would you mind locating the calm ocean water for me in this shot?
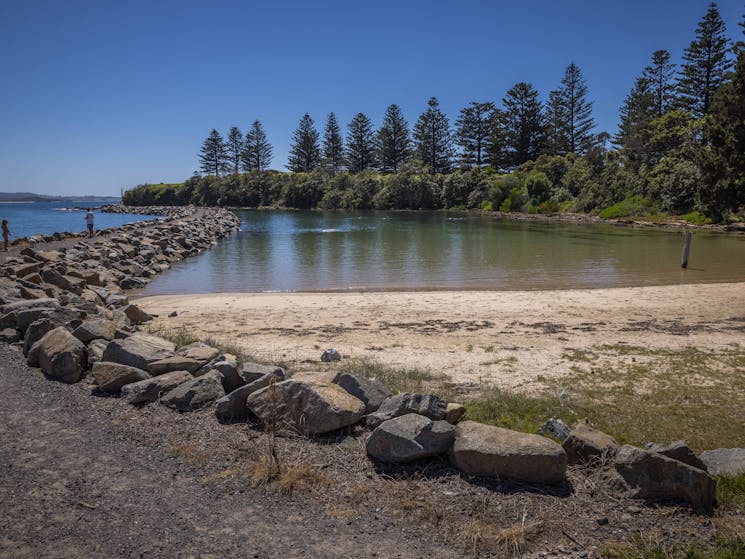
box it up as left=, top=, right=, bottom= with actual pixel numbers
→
left=0, top=201, right=158, bottom=239
left=140, top=210, right=745, bottom=294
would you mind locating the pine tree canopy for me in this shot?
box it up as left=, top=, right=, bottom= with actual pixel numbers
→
left=501, top=83, right=546, bottom=167
left=199, top=129, right=227, bottom=177
left=645, top=50, right=676, bottom=117
left=676, top=2, right=732, bottom=118
left=243, top=120, right=273, bottom=172
left=414, top=97, right=453, bottom=173
left=455, top=101, right=496, bottom=168
left=345, top=112, right=377, bottom=173
left=287, top=114, right=321, bottom=172
left=225, top=127, right=244, bottom=176
left=323, top=113, right=345, bottom=172
left=560, top=63, right=596, bottom=155
left=378, top=104, right=411, bottom=173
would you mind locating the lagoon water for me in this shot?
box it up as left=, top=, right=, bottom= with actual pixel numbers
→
left=140, top=210, right=745, bottom=294
left=0, top=201, right=158, bottom=239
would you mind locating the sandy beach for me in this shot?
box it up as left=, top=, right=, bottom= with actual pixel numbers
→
left=134, top=282, right=745, bottom=391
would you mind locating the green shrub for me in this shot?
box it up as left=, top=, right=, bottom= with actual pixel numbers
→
left=598, top=195, right=659, bottom=219
left=682, top=210, right=712, bottom=225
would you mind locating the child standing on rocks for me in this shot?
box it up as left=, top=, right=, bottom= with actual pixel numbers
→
left=85, top=209, right=94, bottom=237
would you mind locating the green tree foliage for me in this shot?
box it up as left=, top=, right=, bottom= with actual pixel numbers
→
left=501, top=83, right=545, bottom=167
left=378, top=104, right=411, bottom=173
left=287, top=114, right=321, bottom=172
left=676, top=2, right=732, bottom=118
left=242, top=120, right=273, bottom=173
left=615, top=76, right=656, bottom=162
left=199, top=129, right=228, bottom=177
left=345, top=112, right=377, bottom=173
left=323, top=113, right=345, bottom=172
left=699, top=51, right=745, bottom=217
left=225, top=127, right=244, bottom=176
left=455, top=101, right=496, bottom=168
left=557, top=63, right=596, bottom=155
left=414, top=97, right=454, bottom=173
left=646, top=50, right=676, bottom=117
left=545, top=89, right=569, bottom=156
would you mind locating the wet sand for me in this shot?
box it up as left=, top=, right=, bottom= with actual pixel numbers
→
left=135, top=283, right=745, bottom=390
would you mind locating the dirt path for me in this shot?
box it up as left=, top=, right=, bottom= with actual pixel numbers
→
left=135, top=283, right=745, bottom=390
left=0, top=344, right=459, bottom=559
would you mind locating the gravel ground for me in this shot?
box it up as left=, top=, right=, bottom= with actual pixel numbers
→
left=0, top=342, right=739, bottom=558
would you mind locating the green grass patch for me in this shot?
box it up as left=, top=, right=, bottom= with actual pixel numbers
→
left=601, top=537, right=745, bottom=559
left=464, top=384, right=581, bottom=434
left=717, top=474, right=745, bottom=509
left=336, top=357, right=451, bottom=396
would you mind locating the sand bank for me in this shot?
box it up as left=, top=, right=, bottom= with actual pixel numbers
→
left=135, top=283, right=745, bottom=390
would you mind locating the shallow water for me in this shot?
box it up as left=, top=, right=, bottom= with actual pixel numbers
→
left=140, top=210, right=745, bottom=294
left=0, top=201, right=158, bottom=239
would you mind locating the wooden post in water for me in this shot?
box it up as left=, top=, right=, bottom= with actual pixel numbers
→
left=681, top=231, right=692, bottom=268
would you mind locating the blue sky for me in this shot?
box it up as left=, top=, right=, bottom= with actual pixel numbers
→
left=1, top=0, right=743, bottom=196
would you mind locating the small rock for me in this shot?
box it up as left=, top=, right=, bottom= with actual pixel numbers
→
left=321, top=348, right=341, bottom=362
left=366, top=393, right=448, bottom=428
left=161, top=370, right=226, bottom=411
left=91, top=362, right=151, bottom=393
left=700, top=448, right=745, bottom=476
left=645, top=441, right=706, bottom=471
left=121, top=370, right=193, bottom=404
left=334, top=373, right=392, bottom=413
left=444, top=402, right=466, bottom=425
left=562, top=420, right=619, bottom=465
left=538, top=418, right=571, bottom=441
left=366, top=414, right=456, bottom=463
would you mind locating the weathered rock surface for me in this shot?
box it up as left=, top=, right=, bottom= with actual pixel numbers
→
left=72, top=318, right=117, bottom=344
left=213, top=356, right=242, bottom=393
left=334, top=373, right=391, bottom=414
left=0, top=328, right=19, bottom=343
left=246, top=378, right=365, bottom=435
left=450, top=421, right=568, bottom=485
left=102, top=334, right=175, bottom=372
left=607, top=445, right=716, bottom=512
left=444, top=402, right=466, bottom=425
left=366, top=393, right=448, bottom=429
left=122, top=304, right=153, bottom=324
left=91, top=362, right=151, bottom=393
left=321, top=348, right=341, bottom=362
left=215, top=368, right=287, bottom=422
left=121, top=370, right=193, bottom=404
left=700, top=448, right=745, bottom=476
left=366, top=414, right=456, bottom=463
left=645, top=441, right=706, bottom=471
left=33, top=327, right=87, bottom=383
left=538, top=418, right=571, bottom=441
left=177, top=342, right=219, bottom=364
left=148, top=355, right=203, bottom=375
left=562, top=421, right=619, bottom=464
left=87, top=339, right=109, bottom=368
left=161, top=370, right=226, bottom=411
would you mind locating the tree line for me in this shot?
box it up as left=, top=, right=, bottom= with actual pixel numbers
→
left=129, top=3, right=744, bottom=221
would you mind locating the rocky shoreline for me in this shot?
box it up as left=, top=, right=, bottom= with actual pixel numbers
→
left=1, top=204, right=743, bottom=533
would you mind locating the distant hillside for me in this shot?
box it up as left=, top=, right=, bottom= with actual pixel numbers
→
left=0, top=192, right=120, bottom=203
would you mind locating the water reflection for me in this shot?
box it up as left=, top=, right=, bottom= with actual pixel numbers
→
left=140, top=210, right=745, bottom=294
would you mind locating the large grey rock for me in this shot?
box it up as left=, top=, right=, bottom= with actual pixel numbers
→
left=23, top=318, right=55, bottom=357
left=366, top=393, right=448, bottom=429
left=366, top=414, right=456, bottom=463
left=246, top=378, right=365, bottom=435
left=239, top=362, right=285, bottom=384
left=102, top=334, right=175, bottom=371
left=214, top=368, right=286, bottom=422
left=176, top=342, right=219, bottom=364
left=0, top=298, right=59, bottom=315
left=91, top=362, right=151, bottom=393
left=161, top=370, right=226, bottom=411
left=608, top=445, right=716, bottom=512
left=72, top=318, right=117, bottom=344
left=562, top=421, right=619, bottom=464
left=87, top=339, right=109, bottom=368
left=450, top=421, right=568, bottom=485
left=18, top=307, right=83, bottom=335
left=334, top=373, right=391, bottom=413
left=213, top=355, right=242, bottom=392
left=41, top=268, right=84, bottom=294
left=700, top=448, right=745, bottom=476
left=33, top=327, right=87, bottom=383
left=121, top=370, right=193, bottom=404
left=16, top=307, right=57, bottom=333
left=645, top=441, right=706, bottom=471
left=148, top=355, right=204, bottom=375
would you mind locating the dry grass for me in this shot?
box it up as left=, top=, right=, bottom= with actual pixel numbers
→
left=461, top=512, right=543, bottom=557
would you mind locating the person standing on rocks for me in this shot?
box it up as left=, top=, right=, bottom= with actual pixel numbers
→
left=2, top=219, right=9, bottom=251
left=85, top=208, right=94, bottom=238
